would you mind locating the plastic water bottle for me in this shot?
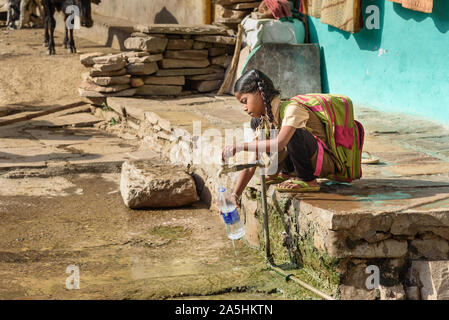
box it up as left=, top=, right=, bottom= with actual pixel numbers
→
left=217, top=187, right=245, bottom=240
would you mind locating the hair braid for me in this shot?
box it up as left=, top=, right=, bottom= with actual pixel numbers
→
left=257, top=80, right=275, bottom=128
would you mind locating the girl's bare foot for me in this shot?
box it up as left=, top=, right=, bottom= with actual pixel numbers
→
left=277, top=178, right=318, bottom=189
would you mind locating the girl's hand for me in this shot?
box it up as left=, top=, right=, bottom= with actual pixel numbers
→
left=222, top=145, right=237, bottom=162
left=230, top=193, right=241, bottom=209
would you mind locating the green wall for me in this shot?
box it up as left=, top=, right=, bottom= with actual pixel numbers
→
left=308, top=0, right=449, bottom=125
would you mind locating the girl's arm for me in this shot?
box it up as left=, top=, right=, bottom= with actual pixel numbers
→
left=242, top=125, right=296, bottom=153
left=222, top=126, right=297, bottom=161
left=231, top=152, right=258, bottom=207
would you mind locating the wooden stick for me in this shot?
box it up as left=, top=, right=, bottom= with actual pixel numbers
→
left=217, top=24, right=243, bottom=96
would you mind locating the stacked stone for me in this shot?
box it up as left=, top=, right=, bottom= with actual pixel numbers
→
left=129, top=24, right=236, bottom=95
left=78, top=24, right=236, bottom=98
left=213, top=0, right=262, bottom=30
left=78, top=52, right=137, bottom=98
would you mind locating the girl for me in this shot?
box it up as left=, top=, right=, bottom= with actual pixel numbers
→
left=222, top=69, right=338, bottom=207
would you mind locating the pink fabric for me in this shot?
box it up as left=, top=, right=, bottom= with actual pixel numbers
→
left=263, top=0, right=292, bottom=19
left=314, top=139, right=324, bottom=177
left=307, top=105, right=324, bottom=112
left=318, top=95, right=335, bottom=125
left=335, top=125, right=354, bottom=149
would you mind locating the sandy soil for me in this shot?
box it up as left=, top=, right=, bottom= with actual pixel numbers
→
left=0, top=27, right=116, bottom=108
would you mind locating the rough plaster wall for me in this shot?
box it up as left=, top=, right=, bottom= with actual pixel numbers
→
left=93, top=0, right=205, bottom=25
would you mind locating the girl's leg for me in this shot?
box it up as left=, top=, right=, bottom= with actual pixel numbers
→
left=278, top=129, right=319, bottom=189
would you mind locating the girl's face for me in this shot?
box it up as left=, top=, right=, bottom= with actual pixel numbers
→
left=235, top=91, right=265, bottom=118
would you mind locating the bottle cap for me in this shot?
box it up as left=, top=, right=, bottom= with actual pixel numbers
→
left=218, top=186, right=226, bottom=193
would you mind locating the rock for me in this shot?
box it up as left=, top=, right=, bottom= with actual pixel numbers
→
left=80, top=52, right=105, bottom=67
left=120, top=161, right=198, bottom=208
left=379, top=285, right=406, bottom=300
left=405, top=286, right=421, bottom=300
left=121, top=51, right=148, bottom=58
left=187, top=72, right=225, bottom=81
left=130, top=77, right=145, bottom=88
left=166, top=39, right=194, bottom=50
left=144, top=76, right=185, bottom=86
left=189, top=80, right=223, bottom=93
left=194, top=35, right=236, bottom=45
left=155, top=65, right=223, bottom=76
left=92, top=61, right=127, bottom=73
left=211, top=54, right=232, bottom=68
left=90, top=68, right=127, bottom=77
left=193, top=41, right=206, bottom=50
left=159, top=58, right=210, bottom=69
left=88, top=75, right=131, bottom=86
left=164, top=50, right=209, bottom=60
left=127, top=54, right=163, bottom=64
left=79, top=81, right=131, bottom=93
left=215, top=5, right=248, bottom=19
left=410, top=238, right=449, bottom=259
left=144, top=112, right=172, bottom=132
left=408, top=260, right=449, bottom=300
left=126, top=62, right=159, bottom=76
left=134, top=24, right=228, bottom=35
left=208, top=47, right=227, bottom=57
left=136, top=85, right=183, bottom=96
left=92, top=53, right=125, bottom=65
left=78, top=88, right=136, bottom=98
left=124, top=36, right=168, bottom=53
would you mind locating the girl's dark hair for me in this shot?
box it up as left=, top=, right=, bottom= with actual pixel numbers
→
left=234, top=69, right=280, bottom=127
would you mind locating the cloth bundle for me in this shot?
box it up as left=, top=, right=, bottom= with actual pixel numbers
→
left=388, top=0, right=433, bottom=13
left=262, top=0, right=292, bottom=19
left=301, top=0, right=363, bottom=33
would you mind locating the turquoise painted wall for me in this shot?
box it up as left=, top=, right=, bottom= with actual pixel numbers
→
left=308, top=0, right=449, bottom=125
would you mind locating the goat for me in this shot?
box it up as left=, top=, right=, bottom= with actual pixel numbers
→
left=42, top=0, right=98, bottom=55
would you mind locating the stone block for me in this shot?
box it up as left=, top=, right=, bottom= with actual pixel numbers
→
left=155, top=65, right=223, bottom=77
left=90, top=68, right=127, bottom=78
left=130, top=77, right=145, bottom=88
left=410, top=238, right=449, bottom=259
left=126, top=62, right=159, bottom=76
left=92, top=53, right=125, bottom=65
left=166, top=39, right=194, bottom=50
left=80, top=52, right=105, bottom=67
left=189, top=80, right=223, bottom=93
left=144, top=76, right=185, bottom=86
left=159, top=58, right=210, bottom=69
left=127, top=54, right=163, bottom=64
left=92, top=61, right=126, bottom=73
left=88, top=75, right=131, bottom=86
left=120, top=161, right=198, bottom=209
left=124, top=36, right=168, bottom=53
left=211, top=54, right=232, bottom=68
left=136, top=85, right=183, bottom=96
left=164, top=50, right=209, bottom=60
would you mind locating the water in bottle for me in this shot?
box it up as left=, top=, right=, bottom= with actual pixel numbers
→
left=217, top=187, right=245, bottom=240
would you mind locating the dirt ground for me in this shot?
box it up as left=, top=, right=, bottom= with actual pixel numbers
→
left=0, top=28, right=116, bottom=108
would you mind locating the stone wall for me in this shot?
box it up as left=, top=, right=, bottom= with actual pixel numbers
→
left=241, top=190, right=449, bottom=300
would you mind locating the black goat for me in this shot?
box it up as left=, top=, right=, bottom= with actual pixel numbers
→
left=42, top=0, right=99, bottom=55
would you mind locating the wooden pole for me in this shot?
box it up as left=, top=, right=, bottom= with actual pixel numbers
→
left=217, top=24, right=243, bottom=96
